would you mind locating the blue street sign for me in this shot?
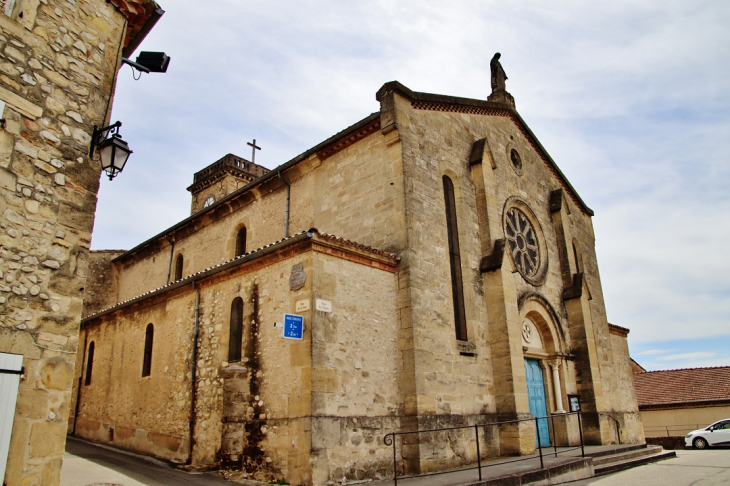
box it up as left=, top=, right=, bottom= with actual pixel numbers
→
left=283, top=313, right=304, bottom=340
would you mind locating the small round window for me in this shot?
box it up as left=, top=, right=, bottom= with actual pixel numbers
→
left=510, top=149, right=523, bottom=172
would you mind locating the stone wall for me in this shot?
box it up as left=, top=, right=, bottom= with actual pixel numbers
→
left=605, top=330, right=645, bottom=444
left=0, top=0, right=145, bottom=484
left=112, top=118, right=402, bottom=304
left=308, top=249, right=399, bottom=483
left=73, top=235, right=400, bottom=485
left=81, top=249, right=123, bottom=317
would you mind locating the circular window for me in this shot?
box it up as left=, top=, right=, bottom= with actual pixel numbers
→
left=510, top=149, right=522, bottom=171
left=504, top=206, right=543, bottom=281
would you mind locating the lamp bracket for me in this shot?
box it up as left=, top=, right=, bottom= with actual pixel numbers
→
left=121, top=57, right=151, bottom=74
left=90, top=121, right=122, bottom=158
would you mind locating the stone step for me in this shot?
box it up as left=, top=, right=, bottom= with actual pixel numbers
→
left=594, top=449, right=677, bottom=476
left=592, top=445, right=663, bottom=466
left=584, top=443, right=648, bottom=459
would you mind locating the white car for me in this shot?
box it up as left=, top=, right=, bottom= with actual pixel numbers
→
left=685, top=419, right=730, bottom=449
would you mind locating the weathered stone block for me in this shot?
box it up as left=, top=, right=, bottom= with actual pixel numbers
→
left=29, top=421, right=65, bottom=457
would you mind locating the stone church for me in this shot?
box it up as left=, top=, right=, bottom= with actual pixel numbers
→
left=70, top=76, right=644, bottom=485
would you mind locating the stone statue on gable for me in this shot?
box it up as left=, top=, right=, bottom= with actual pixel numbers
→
left=488, top=52, right=515, bottom=106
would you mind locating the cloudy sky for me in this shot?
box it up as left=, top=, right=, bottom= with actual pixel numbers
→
left=93, top=0, right=730, bottom=371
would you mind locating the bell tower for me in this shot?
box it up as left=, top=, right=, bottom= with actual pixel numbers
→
left=187, top=153, right=269, bottom=214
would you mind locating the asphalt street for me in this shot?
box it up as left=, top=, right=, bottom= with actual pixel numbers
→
left=566, top=448, right=730, bottom=486
left=61, top=437, right=730, bottom=486
left=60, top=436, right=239, bottom=485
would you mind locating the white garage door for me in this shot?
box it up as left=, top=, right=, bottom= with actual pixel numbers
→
left=0, top=352, right=23, bottom=482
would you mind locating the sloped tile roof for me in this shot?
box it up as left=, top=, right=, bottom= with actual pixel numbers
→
left=83, top=230, right=398, bottom=323
left=634, top=366, right=730, bottom=406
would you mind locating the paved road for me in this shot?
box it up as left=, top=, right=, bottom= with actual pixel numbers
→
left=61, top=436, right=238, bottom=486
left=567, top=448, right=730, bottom=486
left=62, top=438, right=730, bottom=486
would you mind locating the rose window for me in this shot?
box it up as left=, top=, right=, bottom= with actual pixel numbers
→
left=505, top=208, right=540, bottom=278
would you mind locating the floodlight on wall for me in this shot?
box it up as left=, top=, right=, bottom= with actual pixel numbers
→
left=136, top=51, right=170, bottom=73
left=89, top=121, right=133, bottom=181
left=121, top=51, right=171, bottom=75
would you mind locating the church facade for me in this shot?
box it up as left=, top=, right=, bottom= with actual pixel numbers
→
left=70, top=81, right=643, bottom=485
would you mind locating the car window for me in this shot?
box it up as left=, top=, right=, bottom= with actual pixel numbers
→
left=713, top=422, right=729, bottom=430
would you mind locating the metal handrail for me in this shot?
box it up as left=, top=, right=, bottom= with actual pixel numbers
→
left=383, top=411, right=584, bottom=486
left=600, top=413, right=622, bottom=444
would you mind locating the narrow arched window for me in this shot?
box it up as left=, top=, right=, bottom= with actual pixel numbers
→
left=443, top=176, right=467, bottom=341
left=235, top=227, right=247, bottom=257
left=229, top=297, right=244, bottom=361
left=84, top=341, right=95, bottom=386
left=142, top=324, right=154, bottom=377
left=174, top=254, right=183, bottom=281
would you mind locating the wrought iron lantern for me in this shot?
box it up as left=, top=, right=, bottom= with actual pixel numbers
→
left=89, top=121, right=133, bottom=180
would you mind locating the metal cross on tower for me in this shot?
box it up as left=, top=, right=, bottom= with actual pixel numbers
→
left=247, top=139, right=261, bottom=164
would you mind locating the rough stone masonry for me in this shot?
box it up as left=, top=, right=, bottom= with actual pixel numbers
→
left=0, top=0, right=160, bottom=485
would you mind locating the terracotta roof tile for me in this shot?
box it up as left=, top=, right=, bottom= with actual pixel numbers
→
left=634, top=366, right=730, bottom=406
left=318, top=232, right=398, bottom=260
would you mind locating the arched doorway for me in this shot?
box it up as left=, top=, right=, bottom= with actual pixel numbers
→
left=520, top=296, right=570, bottom=447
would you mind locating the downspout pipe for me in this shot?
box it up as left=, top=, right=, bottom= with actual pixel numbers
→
left=187, top=280, right=201, bottom=464
left=277, top=170, right=290, bottom=238
left=165, top=234, right=175, bottom=285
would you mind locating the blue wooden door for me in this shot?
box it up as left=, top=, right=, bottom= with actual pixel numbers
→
left=525, top=358, right=551, bottom=447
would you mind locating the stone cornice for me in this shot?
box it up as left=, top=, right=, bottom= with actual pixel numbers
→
left=313, top=234, right=398, bottom=272
left=608, top=323, right=630, bottom=337
left=186, top=166, right=255, bottom=195
left=316, top=118, right=381, bottom=160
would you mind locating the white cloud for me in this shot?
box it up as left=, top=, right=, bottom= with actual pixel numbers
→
left=657, top=352, right=716, bottom=362
left=638, top=349, right=673, bottom=356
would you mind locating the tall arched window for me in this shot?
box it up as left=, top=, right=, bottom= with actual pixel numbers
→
left=84, top=341, right=95, bottom=386
left=174, top=254, right=183, bottom=281
left=142, top=323, right=154, bottom=377
left=443, top=176, right=468, bottom=341
left=229, top=297, right=244, bottom=361
left=235, top=227, right=247, bottom=257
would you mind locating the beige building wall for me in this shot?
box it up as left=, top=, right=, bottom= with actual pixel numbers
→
left=73, top=235, right=400, bottom=484
left=0, top=1, right=159, bottom=484
left=642, top=406, right=730, bottom=438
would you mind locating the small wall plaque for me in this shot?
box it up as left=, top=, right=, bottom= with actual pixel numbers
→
left=289, top=263, right=306, bottom=291
left=295, top=299, right=310, bottom=312
left=315, top=299, right=332, bottom=313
